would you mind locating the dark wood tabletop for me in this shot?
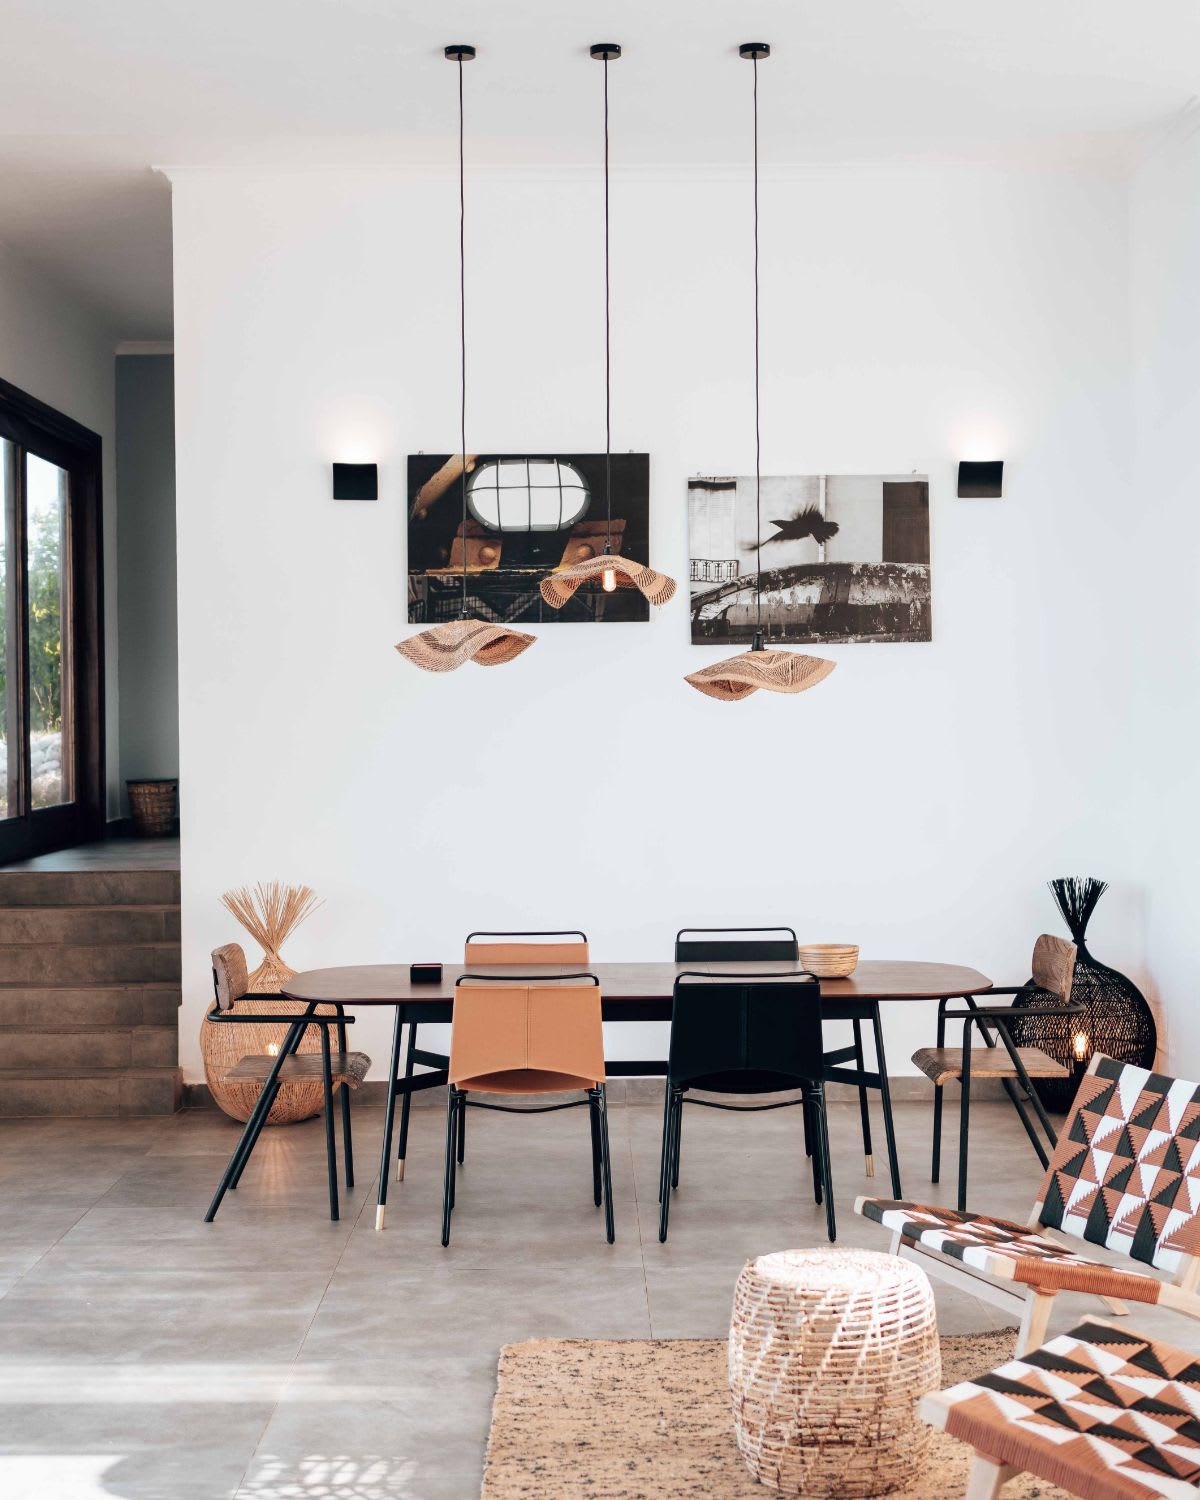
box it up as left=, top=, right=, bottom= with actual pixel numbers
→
left=281, top=959, right=993, bottom=1006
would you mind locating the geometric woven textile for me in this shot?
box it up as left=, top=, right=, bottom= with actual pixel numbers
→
left=1037, top=1055, right=1200, bottom=1274
left=933, top=1320, right=1200, bottom=1499
left=856, top=1199, right=1173, bottom=1305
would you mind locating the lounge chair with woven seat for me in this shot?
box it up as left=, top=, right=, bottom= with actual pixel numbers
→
left=204, top=943, right=371, bottom=1223
left=922, top=1317, right=1200, bottom=1498
left=387, top=930, right=589, bottom=1190
left=857, top=1054, right=1200, bottom=1355
left=913, top=933, right=1080, bottom=1210
left=441, top=969, right=613, bottom=1247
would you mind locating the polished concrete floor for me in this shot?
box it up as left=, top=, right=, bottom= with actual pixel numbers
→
left=1, top=837, right=180, bottom=872
left=2, top=1096, right=1198, bottom=1499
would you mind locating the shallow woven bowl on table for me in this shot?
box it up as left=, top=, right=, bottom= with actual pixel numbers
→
left=797, top=943, right=859, bottom=978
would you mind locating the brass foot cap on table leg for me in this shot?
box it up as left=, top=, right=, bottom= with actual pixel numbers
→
left=865, top=1154, right=875, bottom=1177
left=397, top=1158, right=405, bottom=1183
left=375, top=1205, right=386, bottom=1231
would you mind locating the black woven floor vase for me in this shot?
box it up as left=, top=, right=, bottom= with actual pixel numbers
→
left=1008, top=878, right=1157, bottom=1112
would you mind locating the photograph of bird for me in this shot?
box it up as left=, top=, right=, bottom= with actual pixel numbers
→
left=752, top=506, right=840, bottom=548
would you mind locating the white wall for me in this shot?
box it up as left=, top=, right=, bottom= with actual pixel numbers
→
left=1131, top=109, right=1200, bottom=1069
left=0, top=241, right=121, bottom=815
left=170, top=163, right=1144, bottom=1081
left=116, top=353, right=179, bottom=805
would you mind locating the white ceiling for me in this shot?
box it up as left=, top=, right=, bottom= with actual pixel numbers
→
left=1, top=0, right=1197, bottom=340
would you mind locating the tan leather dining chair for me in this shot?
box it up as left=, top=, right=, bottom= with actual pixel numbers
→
left=441, top=971, right=613, bottom=1246
left=463, top=929, right=590, bottom=965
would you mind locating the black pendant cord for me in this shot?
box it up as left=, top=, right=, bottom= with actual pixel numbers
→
left=602, top=52, right=613, bottom=555
left=752, top=52, right=763, bottom=645
left=458, top=51, right=469, bottom=620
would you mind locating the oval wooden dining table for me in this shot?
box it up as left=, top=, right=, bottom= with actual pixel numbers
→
left=205, top=960, right=991, bottom=1227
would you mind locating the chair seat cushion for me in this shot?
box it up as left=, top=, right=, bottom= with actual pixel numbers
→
left=927, top=1319, right=1200, bottom=1498
left=457, top=1068, right=599, bottom=1095
left=911, top=1045, right=1069, bottom=1087
left=856, top=1198, right=1168, bottom=1304
left=222, top=1051, right=371, bottom=1087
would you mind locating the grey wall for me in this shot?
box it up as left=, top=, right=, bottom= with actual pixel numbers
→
left=116, top=354, right=178, bottom=812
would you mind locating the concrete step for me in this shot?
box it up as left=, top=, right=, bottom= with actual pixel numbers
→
left=0, top=1024, right=178, bottom=1070
left=0, top=905, right=180, bottom=944
left=0, top=943, right=182, bottom=985
left=0, top=1066, right=183, bottom=1116
left=0, top=985, right=181, bottom=1027
left=0, top=869, right=180, bottom=907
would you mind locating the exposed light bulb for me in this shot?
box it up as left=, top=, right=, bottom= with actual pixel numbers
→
left=602, top=566, right=617, bottom=593
left=1072, top=1031, right=1089, bottom=1063
left=267, top=1042, right=280, bottom=1057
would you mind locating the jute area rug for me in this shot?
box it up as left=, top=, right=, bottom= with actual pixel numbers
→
left=481, top=1332, right=1073, bottom=1500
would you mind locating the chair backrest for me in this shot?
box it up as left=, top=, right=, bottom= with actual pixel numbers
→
left=450, top=974, right=604, bottom=1087
left=463, top=930, right=589, bottom=966
left=674, top=927, right=799, bottom=962
left=211, top=943, right=249, bottom=1010
left=1031, top=933, right=1077, bottom=1002
left=668, top=973, right=822, bottom=1089
left=1034, top=1053, right=1200, bottom=1277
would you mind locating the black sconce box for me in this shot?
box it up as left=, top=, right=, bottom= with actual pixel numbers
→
left=332, top=462, right=378, bottom=501
left=410, top=963, right=443, bottom=985
left=957, top=460, right=1004, bottom=498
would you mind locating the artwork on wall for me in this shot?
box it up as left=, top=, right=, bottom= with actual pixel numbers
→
left=408, top=453, right=652, bottom=624
left=687, top=473, right=932, bottom=644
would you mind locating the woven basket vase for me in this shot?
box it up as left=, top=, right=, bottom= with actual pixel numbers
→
left=201, top=951, right=336, bottom=1125
left=729, top=1248, right=940, bottom=1497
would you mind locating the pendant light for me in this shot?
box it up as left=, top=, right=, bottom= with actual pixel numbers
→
left=685, top=44, right=835, bottom=702
left=396, top=45, right=536, bottom=673
left=539, top=43, right=677, bottom=613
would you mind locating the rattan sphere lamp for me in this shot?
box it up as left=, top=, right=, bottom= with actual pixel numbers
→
left=685, top=44, right=835, bottom=702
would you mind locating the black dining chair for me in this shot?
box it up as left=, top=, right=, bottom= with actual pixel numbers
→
left=658, top=970, right=834, bottom=1242
left=674, top=927, right=879, bottom=1181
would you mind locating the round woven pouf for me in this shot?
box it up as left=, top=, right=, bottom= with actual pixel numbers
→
left=728, top=1248, right=940, bottom=1497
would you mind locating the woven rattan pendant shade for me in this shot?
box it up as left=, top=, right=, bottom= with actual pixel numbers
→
left=395, top=617, right=534, bottom=672
left=686, top=646, right=835, bottom=702
left=540, top=44, right=676, bottom=614
left=396, top=45, right=536, bottom=675
left=685, top=44, right=833, bottom=703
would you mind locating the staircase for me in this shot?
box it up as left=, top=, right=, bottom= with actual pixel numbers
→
left=0, top=865, right=182, bottom=1115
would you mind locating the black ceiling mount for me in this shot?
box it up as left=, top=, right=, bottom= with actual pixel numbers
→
left=590, top=43, right=621, bottom=61
left=739, top=42, right=771, bottom=60
left=444, top=44, right=476, bottom=62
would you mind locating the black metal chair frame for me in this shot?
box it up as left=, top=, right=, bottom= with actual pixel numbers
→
left=931, top=988, right=1084, bottom=1212
left=673, top=927, right=896, bottom=1193
left=203, top=997, right=357, bottom=1223
left=659, top=970, right=835, bottom=1243
left=385, top=930, right=590, bottom=1194
left=441, top=971, right=614, bottom=1248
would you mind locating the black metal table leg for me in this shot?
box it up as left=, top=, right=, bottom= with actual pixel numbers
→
left=336, top=1005, right=354, bottom=1188
left=205, top=1016, right=305, bottom=1222
left=396, top=1019, right=417, bottom=1182
left=320, top=1024, right=339, bottom=1221
left=852, top=1016, right=874, bottom=1178
left=375, top=1005, right=404, bottom=1230
left=958, top=1021, right=972, bottom=1211
left=869, top=1003, right=903, bottom=1198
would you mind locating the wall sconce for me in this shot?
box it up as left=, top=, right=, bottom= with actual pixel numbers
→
left=332, top=462, right=378, bottom=501
left=957, top=460, right=1003, bottom=498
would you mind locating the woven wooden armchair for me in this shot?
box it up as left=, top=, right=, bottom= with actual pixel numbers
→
left=204, top=943, right=370, bottom=1223
left=858, top=1054, right=1200, bottom=1356
left=913, top=933, right=1080, bottom=1210
left=922, top=1318, right=1200, bottom=1498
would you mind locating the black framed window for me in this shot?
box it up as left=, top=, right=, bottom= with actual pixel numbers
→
left=0, top=377, right=104, bottom=863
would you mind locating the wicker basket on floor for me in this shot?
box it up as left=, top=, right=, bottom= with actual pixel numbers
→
left=201, top=883, right=328, bottom=1125
left=127, top=779, right=178, bottom=836
left=729, top=1248, right=941, bottom=1497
